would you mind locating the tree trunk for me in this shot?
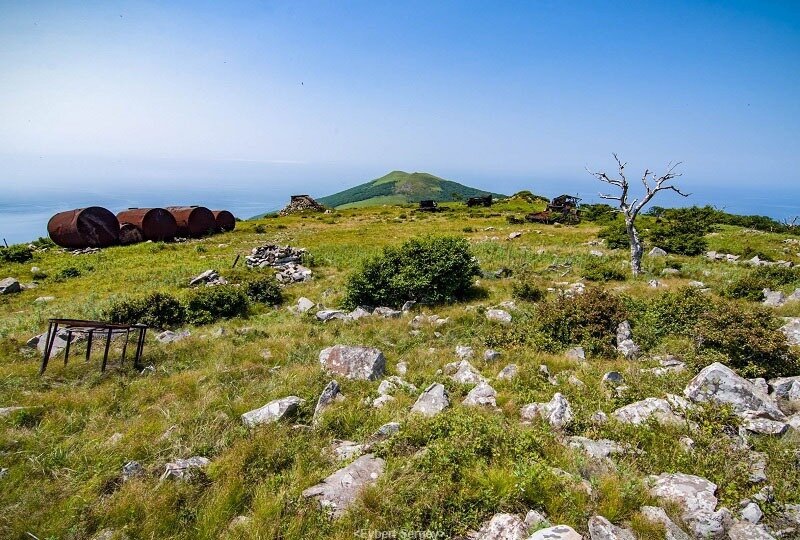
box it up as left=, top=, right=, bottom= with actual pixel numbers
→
left=626, top=218, right=643, bottom=275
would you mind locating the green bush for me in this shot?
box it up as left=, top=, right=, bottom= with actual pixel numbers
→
left=535, top=287, right=628, bottom=356
left=511, top=280, right=546, bottom=302
left=634, top=287, right=712, bottom=349
left=694, top=302, right=798, bottom=378
left=105, top=292, right=186, bottom=329
left=185, top=285, right=249, bottom=325
left=244, top=277, right=283, bottom=305
left=582, top=259, right=626, bottom=282
left=723, top=266, right=800, bottom=301
left=580, top=203, right=618, bottom=224
left=649, top=218, right=708, bottom=256
left=0, top=244, right=33, bottom=263
left=253, top=224, right=267, bottom=234
left=598, top=220, right=629, bottom=249
left=55, top=266, right=81, bottom=280
left=343, top=236, right=481, bottom=309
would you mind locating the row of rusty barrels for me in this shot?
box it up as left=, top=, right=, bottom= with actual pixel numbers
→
left=47, top=206, right=236, bottom=249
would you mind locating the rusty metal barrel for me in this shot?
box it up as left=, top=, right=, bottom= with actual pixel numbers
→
left=165, top=206, right=216, bottom=237
left=116, top=208, right=178, bottom=241
left=47, top=207, right=120, bottom=248
left=212, top=210, right=236, bottom=232
left=118, top=223, right=145, bottom=245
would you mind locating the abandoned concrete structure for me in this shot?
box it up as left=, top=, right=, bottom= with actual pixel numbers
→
left=279, top=195, right=326, bottom=216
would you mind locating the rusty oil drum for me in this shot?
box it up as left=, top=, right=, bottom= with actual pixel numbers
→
left=116, top=208, right=178, bottom=242
left=165, top=206, right=216, bottom=237
left=47, top=207, right=120, bottom=248
left=212, top=210, right=236, bottom=232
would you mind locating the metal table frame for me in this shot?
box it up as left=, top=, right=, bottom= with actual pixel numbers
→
left=40, top=318, right=147, bottom=375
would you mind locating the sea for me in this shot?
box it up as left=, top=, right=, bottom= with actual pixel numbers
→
left=1, top=176, right=799, bottom=246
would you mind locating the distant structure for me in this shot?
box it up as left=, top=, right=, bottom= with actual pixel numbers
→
left=466, top=194, right=492, bottom=207
left=526, top=194, right=581, bottom=224
left=418, top=200, right=439, bottom=212
left=279, top=195, right=326, bottom=216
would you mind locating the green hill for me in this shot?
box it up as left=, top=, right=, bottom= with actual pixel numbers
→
left=317, top=170, right=506, bottom=209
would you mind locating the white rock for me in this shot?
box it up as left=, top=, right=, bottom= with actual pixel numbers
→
left=649, top=472, right=733, bottom=539
left=727, top=521, right=776, bottom=540
left=410, top=383, right=449, bottom=416
left=160, top=456, right=210, bottom=481
left=296, top=297, right=316, bottom=313
left=528, top=525, right=582, bottom=540
left=497, top=364, right=518, bottom=380
left=616, top=321, right=640, bottom=360
left=396, top=361, right=408, bottom=376
left=372, top=395, right=396, bottom=409
left=156, top=330, right=190, bottom=344
left=0, top=277, right=21, bottom=295
left=444, top=360, right=485, bottom=385
left=373, top=306, right=402, bottom=318
left=484, top=349, right=502, bottom=362
left=241, top=396, right=304, bottom=427
left=521, top=393, right=573, bottom=429
left=313, top=380, right=342, bottom=421
left=780, top=318, right=800, bottom=346
left=486, top=309, right=513, bottom=324
left=649, top=247, right=668, bottom=257
left=524, top=510, right=550, bottom=529
left=612, top=397, right=683, bottom=426
left=567, top=437, right=623, bottom=460
left=456, top=345, right=475, bottom=360
left=319, top=345, right=386, bottom=381
left=565, top=347, right=586, bottom=361
left=472, top=513, right=529, bottom=540
left=588, top=515, right=635, bottom=540
left=301, top=454, right=385, bottom=518
left=463, top=381, right=498, bottom=408
left=639, top=506, right=690, bottom=540
left=328, top=440, right=363, bottom=461
left=316, top=309, right=350, bottom=322
left=348, top=306, right=372, bottom=320
left=742, top=502, right=763, bottom=524
left=763, top=289, right=787, bottom=307
left=684, top=363, right=785, bottom=421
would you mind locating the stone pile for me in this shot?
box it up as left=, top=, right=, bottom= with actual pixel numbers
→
left=278, top=195, right=326, bottom=216
left=245, top=245, right=312, bottom=284
left=68, top=247, right=101, bottom=255
left=189, top=269, right=227, bottom=287
left=706, top=250, right=794, bottom=268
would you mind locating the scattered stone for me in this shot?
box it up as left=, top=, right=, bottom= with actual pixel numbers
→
left=568, top=436, right=623, bottom=460
left=444, top=360, right=486, bottom=385
left=0, top=277, right=21, bottom=295
left=568, top=374, right=585, bottom=388
left=34, top=296, right=55, bottom=303
left=497, top=364, right=518, bottom=380
left=301, top=454, right=385, bottom=518
left=374, top=306, right=402, bottom=318
left=528, top=525, right=582, bottom=540
left=768, top=376, right=800, bottom=401
left=742, top=502, right=763, bottom=524
left=484, top=349, right=502, bottom=362
left=471, top=513, right=529, bottom=540
left=591, top=411, right=609, bottom=424
left=329, top=440, right=363, bottom=461
left=189, top=269, right=227, bottom=287
left=319, top=345, right=386, bottom=381
left=525, top=510, right=550, bottom=530
left=396, top=362, right=408, bottom=376
left=0, top=468, right=7, bottom=479
left=565, top=347, right=586, bottom=361
left=639, top=506, right=690, bottom=540
left=521, top=393, right=573, bottom=429
left=508, top=232, right=523, bottom=240
left=367, top=422, right=401, bottom=445
left=590, top=250, right=605, bottom=257
left=662, top=268, right=681, bottom=276
left=684, top=362, right=785, bottom=422
left=316, top=309, right=350, bottom=322
left=740, top=411, right=788, bottom=436
left=748, top=452, right=768, bottom=484
left=763, top=289, right=787, bottom=307
left=160, top=456, right=210, bottom=481
left=642, top=356, right=687, bottom=376
left=456, top=345, right=475, bottom=360
left=486, top=309, right=512, bottom=323
left=241, top=396, right=304, bottom=427
left=463, top=381, right=498, bottom=408
left=588, top=515, right=635, bottom=540
left=680, top=437, right=696, bottom=452
left=401, top=300, right=416, bottom=312
left=296, top=297, right=316, bottom=313
left=612, top=397, right=683, bottom=426
left=688, top=280, right=706, bottom=289
left=29, top=327, right=83, bottom=356
left=313, top=380, right=343, bottom=421
left=649, top=472, right=733, bottom=539
left=649, top=247, right=668, bottom=257
left=780, top=318, right=800, bottom=346
left=648, top=279, right=665, bottom=288
left=410, top=383, right=450, bottom=416
left=727, top=521, right=776, bottom=540
left=616, top=321, right=640, bottom=360
left=156, top=330, right=190, bottom=344
left=245, top=245, right=312, bottom=283
left=602, top=371, right=625, bottom=386
left=372, top=395, right=395, bottom=408
left=122, top=461, right=144, bottom=481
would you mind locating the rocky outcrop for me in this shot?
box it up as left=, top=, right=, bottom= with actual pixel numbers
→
left=588, top=516, right=635, bottom=540
left=241, top=396, right=304, bottom=427
left=521, top=393, right=573, bottom=429
left=0, top=278, right=21, bottom=295
left=648, top=472, right=732, bottom=539
left=410, top=383, right=449, bottom=416
left=463, top=381, right=498, bottom=408
left=612, top=397, right=683, bottom=426
left=301, top=454, right=385, bottom=518
left=278, top=195, right=326, bottom=216
left=319, top=345, right=386, bottom=381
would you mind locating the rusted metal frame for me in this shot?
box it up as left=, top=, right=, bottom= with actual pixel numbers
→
left=39, top=320, right=58, bottom=375
left=133, top=325, right=147, bottom=370
left=63, top=330, right=73, bottom=366
left=86, top=330, right=93, bottom=362
left=120, top=329, right=130, bottom=366
left=101, top=328, right=113, bottom=372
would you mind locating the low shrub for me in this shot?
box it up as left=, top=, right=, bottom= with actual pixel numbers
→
left=0, top=244, right=33, bottom=263
left=694, top=301, right=798, bottom=378
left=343, top=236, right=481, bottom=309
left=634, top=287, right=712, bottom=349
left=598, top=220, right=629, bottom=249
left=511, top=280, right=545, bottom=302
left=105, top=292, right=186, bottom=329
left=580, top=203, right=618, bottom=224
left=55, top=266, right=81, bottom=280
left=244, top=277, right=283, bottom=305
left=253, top=224, right=267, bottom=234
left=649, top=220, right=708, bottom=256
left=582, top=259, right=626, bottom=281
left=723, top=266, right=800, bottom=301
left=185, top=285, right=249, bottom=325
left=30, top=237, right=55, bottom=249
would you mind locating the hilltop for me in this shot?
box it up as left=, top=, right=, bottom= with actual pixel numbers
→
left=317, top=170, right=507, bottom=209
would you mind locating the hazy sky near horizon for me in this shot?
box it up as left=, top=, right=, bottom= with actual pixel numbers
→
left=1, top=0, right=799, bottom=192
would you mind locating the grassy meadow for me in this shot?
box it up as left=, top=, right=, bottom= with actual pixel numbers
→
left=1, top=198, right=800, bottom=539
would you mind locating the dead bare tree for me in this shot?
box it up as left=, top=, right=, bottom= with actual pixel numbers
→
left=588, top=154, right=688, bottom=275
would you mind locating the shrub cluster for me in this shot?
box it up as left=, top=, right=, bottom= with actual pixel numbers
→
left=511, top=279, right=546, bottom=302
left=243, top=276, right=283, bottom=305
left=185, top=286, right=249, bottom=325
left=343, top=236, right=481, bottom=309
left=723, top=266, right=800, bottom=301
left=0, top=244, right=33, bottom=263
left=598, top=220, right=629, bottom=249
left=106, top=292, right=187, bottom=329
left=581, top=259, right=626, bottom=282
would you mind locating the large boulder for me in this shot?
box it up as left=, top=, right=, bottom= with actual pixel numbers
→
left=780, top=318, right=800, bottom=346
left=319, top=345, right=385, bottom=381
left=463, top=381, right=498, bottom=408
left=727, top=521, right=776, bottom=540
left=648, top=472, right=733, bottom=539
left=684, top=363, right=785, bottom=421
left=410, top=383, right=450, bottom=416
left=639, top=506, right=690, bottom=540
left=0, top=278, right=21, bottom=295
left=444, top=360, right=486, bottom=385
left=521, top=393, right=573, bottom=429
left=616, top=321, right=640, bottom=360
left=241, top=396, right=304, bottom=427
left=588, top=516, right=635, bottom=540
left=301, top=454, right=385, bottom=518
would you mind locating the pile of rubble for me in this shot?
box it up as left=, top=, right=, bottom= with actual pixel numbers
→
left=68, top=247, right=101, bottom=256
left=189, top=269, right=228, bottom=287
left=278, top=195, right=326, bottom=216
left=246, top=245, right=312, bottom=284
left=706, top=251, right=794, bottom=268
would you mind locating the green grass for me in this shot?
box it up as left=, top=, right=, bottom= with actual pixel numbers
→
left=1, top=200, right=799, bottom=539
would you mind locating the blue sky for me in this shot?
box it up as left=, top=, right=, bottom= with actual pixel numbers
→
left=1, top=0, right=799, bottom=198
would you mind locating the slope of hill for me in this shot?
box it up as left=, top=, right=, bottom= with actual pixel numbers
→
left=317, top=170, right=506, bottom=209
